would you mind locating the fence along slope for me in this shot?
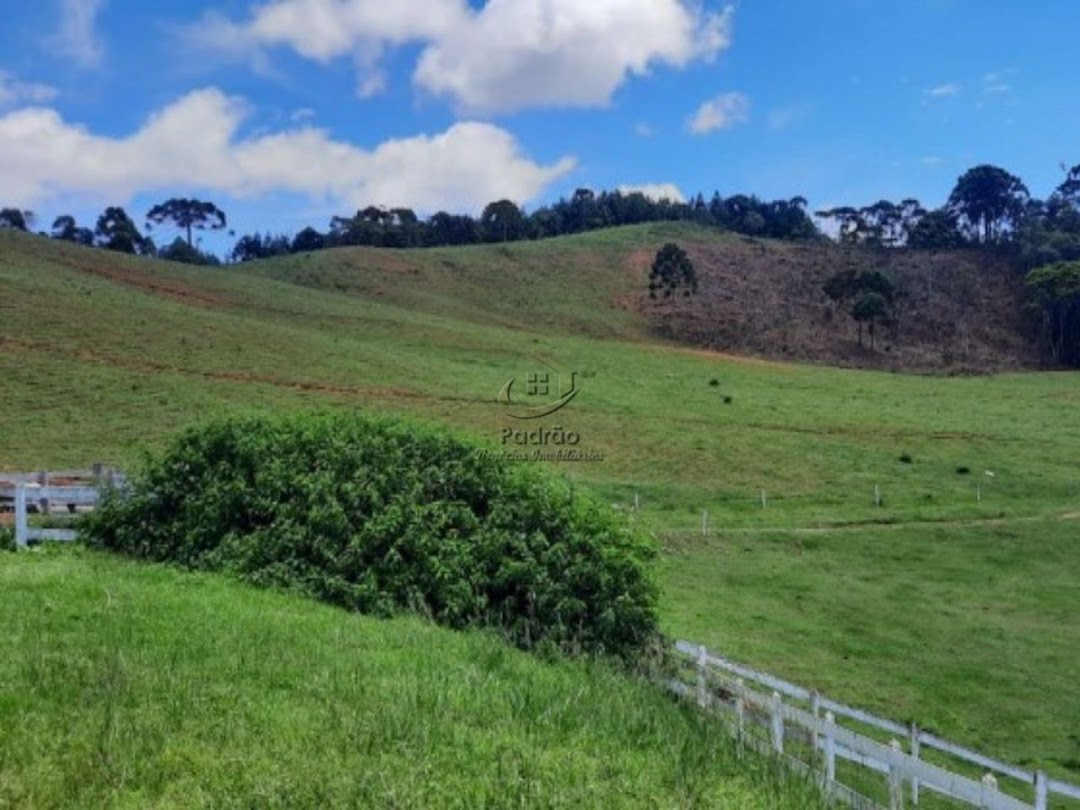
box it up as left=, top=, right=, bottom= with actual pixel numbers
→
left=672, top=640, right=1080, bottom=810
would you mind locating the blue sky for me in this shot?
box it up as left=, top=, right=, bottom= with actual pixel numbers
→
left=1, top=1, right=1078, bottom=254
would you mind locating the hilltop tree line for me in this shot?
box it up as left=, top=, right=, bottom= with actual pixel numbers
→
left=0, top=188, right=817, bottom=264
left=3, top=164, right=1076, bottom=266
left=2, top=161, right=1080, bottom=364
left=228, top=189, right=820, bottom=262
left=0, top=199, right=229, bottom=265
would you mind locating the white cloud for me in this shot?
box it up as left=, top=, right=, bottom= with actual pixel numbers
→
left=0, top=88, right=575, bottom=213
left=49, top=0, right=107, bottom=68
left=921, top=155, right=944, bottom=166
left=0, top=71, right=59, bottom=106
left=185, top=0, right=467, bottom=74
left=356, top=69, right=387, bottom=99
left=633, top=122, right=657, bottom=137
left=185, top=0, right=735, bottom=114
left=925, top=82, right=960, bottom=98
left=289, top=107, right=316, bottom=123
left=617, top=183, right=685, bottom=202
left=248, top=0, right=464, bottom=60
left=688, top=91, right=749, bottom=134
left=414, top=1, right=734, bottom=114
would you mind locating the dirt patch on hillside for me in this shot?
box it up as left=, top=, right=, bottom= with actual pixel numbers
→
left=639, top=237, right=1046, bottom=373
left=56, top=256, right=231, bottom=310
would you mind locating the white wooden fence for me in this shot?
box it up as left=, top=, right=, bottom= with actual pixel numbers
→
left=670, top=641, right=1080, bottom=810
left=1, top=469, right=121, bottom=548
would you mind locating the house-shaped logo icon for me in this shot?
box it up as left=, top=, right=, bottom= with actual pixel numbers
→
left=497, top=353, right=579, bottom=419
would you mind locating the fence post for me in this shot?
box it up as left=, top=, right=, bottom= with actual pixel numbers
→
left=980, top=773, right=997, bottom=809
left=875, top=484, right=882, bottom=507
left=909, top=721, right=921, bottom=805
left=760, top=489, right=767, bottom=509
left=770, top=691, right=784, bottom=754
left=889, top=739, right=904, bottom=810
left=823, top=711, right=836, bottom=784
left=734, top=678, right=746, bottom=743
left=14, top=483, right=28, bottom=549
left=810, top=691, right=821, bottom=760
left=696, top=646, right=708, bottom=708
left=37, top=472, right=50, bottom=515
left=1034, top=770, right=1048, bottom=810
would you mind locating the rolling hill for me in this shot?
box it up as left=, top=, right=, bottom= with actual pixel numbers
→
left=2, top=223, right=1079, bottom=785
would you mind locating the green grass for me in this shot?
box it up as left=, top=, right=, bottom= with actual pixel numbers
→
left=0, top=548, right=826, bottom=809
left=660, top=519, right=1080, bottom=783
left=2, top=225, right=1079, bottom=788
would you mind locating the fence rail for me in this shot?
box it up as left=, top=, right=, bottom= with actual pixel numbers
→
left=1, top=469, right=122, bottom=548
left=671, top=640, right=1079, bottom=810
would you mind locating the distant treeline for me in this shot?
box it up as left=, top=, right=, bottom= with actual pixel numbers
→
left=3, top=162, right=1079, bottom=365
left=2, top=163, right=1077, bottom=270
left=227, top=189, right=820, bottom=262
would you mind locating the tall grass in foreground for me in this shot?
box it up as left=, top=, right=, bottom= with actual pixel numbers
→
left=0, top=548, right=830, bottom=809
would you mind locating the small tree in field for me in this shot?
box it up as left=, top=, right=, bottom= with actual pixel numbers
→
left=649, top=242, right=698, bottom=298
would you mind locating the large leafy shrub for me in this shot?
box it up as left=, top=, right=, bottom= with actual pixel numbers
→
left=83, top=411, right=660, bottom=660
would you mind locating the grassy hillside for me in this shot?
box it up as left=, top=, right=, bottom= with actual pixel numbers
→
left=2, top=225, right=1079, bottom=782
left=2, top=225, right=1077, bottom=526
left=0, top=548, right=825, bottom=808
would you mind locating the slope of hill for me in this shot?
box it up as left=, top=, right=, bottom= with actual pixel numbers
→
left=3, top=225, right=1080, bottom=782
left=1, top=225, right=1077, bottom=521
left=232, top=223, right=1042, bottom=373
left=0, top=548, right=825, bottom=808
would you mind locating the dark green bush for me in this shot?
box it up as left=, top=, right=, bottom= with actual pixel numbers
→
left=83, top=411, right=661, bottom=660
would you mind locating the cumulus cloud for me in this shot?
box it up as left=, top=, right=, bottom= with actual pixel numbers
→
left=414, top=1, right=734, bottom=114
left=184, top=0, right=467, bottom=75
left=0, top=71, right=59, bottom=106
left=0, top=88, right=575, bottom=212
left=184, top=0, right=734, bottom=114
left=616, top=183, right=685, bottom=202
left=49, top=0, right=108, bottom=68
left=688, top=91, right=749, bottom=134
